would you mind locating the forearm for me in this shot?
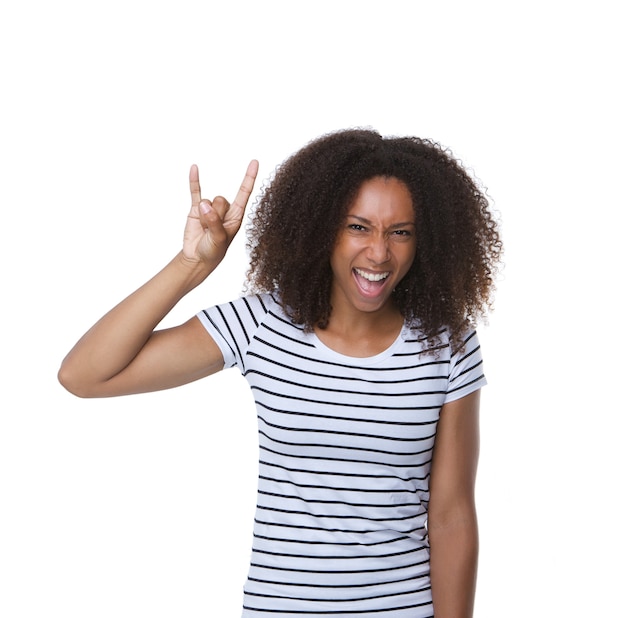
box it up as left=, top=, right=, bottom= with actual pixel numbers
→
left=58, top=252, right=213, bottom=395
left=429, top=511, right=479, bottom=618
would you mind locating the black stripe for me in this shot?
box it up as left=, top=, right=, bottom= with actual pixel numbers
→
left=253, top=387, right=441, bottom=412
left=391, top=341, right=448, bottom=357
left=259, top=415, right=436, bottom=443
left=244, top=581, right=431, bottom=603
left=253, top=519, right=428, bottom=539
left=243, top=296, right=262, bottom=329
left=257, top=489, right=423, bottom=511
left=246, top=572, right=428, bottom=590
left=257, top=475, right=421, bottom=495
left=253, top=336, right=448, bottom=372
left=258, top=430, right=436, bottom=457
left=202, top=310, right=237, bottom=362
left=447, top=374, right=485, bottom=395
left=249, top=556, right=429, bottom=574
left=258, top=459, right=429, bottom=483
left=247, top=351, right=448, bottom=385
left=252, top=533, right=411, bottom=547
left=246, top=369, right=448, bottom=399
left=252, top=545, right=425, bottom=561
left=229, top=300, right=251, bottom=346
left=255, top=504, right=422, bottom=523
left=449, top=359, right=483, bottom=384
left=215, top=304, right=245, bottom=369
left=242, top=601, right=433, bottom=615
left=258, top=444, right=433, bottom=469
left=257, top=401, right=439, bottom=426
left=261, top=322, right=317, bottom=348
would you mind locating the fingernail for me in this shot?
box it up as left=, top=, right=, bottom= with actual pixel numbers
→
left=199, top=201, right=211, bottom=215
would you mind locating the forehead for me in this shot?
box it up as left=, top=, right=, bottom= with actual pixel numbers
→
left=346, top=176, right=415, bottom=221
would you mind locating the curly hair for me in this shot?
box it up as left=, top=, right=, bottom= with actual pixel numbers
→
left=246, top=128, right=502, bottom=351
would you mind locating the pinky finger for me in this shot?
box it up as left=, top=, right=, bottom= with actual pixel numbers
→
left=230, top=160, right=259, bottom=216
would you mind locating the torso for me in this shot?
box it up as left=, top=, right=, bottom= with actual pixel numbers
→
left=197, top=294, right=487, bottom=618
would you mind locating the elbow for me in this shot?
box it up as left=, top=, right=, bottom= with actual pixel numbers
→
left=428, top=504, right=479, bottom=549
left=428, top=497, right=478, bottom=535
left=57, top=362, right=98, bottom=398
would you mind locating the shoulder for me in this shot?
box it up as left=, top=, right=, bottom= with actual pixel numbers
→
left=403, top=322, right=481, bottom=358
left=446, top=328, right=487, bottom=403
left=402, top=322, right=451, bottom=358
left=403, top=322, right=487, bottom=400
left=195, top=293, right=283, bottom=370
left=198, top=292, right=278, bottom=326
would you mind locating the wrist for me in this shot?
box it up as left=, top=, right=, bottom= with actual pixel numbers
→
left=172, top=251, right=216, bottom=291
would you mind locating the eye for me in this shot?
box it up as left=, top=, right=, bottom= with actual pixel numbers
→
left=348, top=223, right=367, bottom=232
left=391, top=229, right=412, bottom=237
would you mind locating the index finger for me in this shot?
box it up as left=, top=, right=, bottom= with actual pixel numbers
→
left=189, top=164, right=202, bottom=209
left=229, top=159, right=259, bottom=215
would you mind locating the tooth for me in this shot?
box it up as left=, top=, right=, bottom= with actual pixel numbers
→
left=356, top=269, right=389, bottom=282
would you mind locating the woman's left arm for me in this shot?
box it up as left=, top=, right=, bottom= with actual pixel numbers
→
left=428, top=389, right=481, bottom=618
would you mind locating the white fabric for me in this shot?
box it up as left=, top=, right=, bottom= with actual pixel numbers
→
left=197, top=294, right=486, bottom=618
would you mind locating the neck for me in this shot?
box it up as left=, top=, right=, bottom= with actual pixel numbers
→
left=315, top=304, right=404, bottom=358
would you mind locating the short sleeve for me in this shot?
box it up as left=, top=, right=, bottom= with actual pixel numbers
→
left=196, top=305, right=238, bottom=368
left=444, top=330, right=487, bottom=404
left=196, top=294, right=273, bottom=373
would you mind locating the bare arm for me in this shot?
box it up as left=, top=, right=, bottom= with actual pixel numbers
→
left=58, top=161, right=259, bottom=398
left=428, top=390, right=481, bottom=618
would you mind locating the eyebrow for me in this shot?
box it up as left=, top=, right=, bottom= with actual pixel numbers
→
left=346, top=214, right=416, bottom=229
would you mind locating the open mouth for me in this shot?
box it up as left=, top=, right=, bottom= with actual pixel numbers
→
left=353, top=268, right=391, bottom=296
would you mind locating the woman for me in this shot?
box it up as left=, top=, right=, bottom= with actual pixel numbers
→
left=59, top=129, right=502, bottom=617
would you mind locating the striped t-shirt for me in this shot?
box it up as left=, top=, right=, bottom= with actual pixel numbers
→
left=197, top=294, right=486, bottom=618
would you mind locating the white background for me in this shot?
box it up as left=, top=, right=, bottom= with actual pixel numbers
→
left=1, top=1, right=624, bottom=616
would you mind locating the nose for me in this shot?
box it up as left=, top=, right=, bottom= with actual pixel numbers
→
left=367, top=232, right=390, bottom=264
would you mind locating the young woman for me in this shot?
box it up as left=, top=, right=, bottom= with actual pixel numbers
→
left=59, top=129, right=502, bottom=618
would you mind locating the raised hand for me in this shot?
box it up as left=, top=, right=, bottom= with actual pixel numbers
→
left=183, top=160, right=259, bottom=266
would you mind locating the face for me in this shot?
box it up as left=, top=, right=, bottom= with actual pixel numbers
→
left=329, top=176, right=417, bottom=318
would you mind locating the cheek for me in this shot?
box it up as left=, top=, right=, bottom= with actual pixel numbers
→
left=395, top=243, right=417, bottom=273
left=331, top=237, right=362, bottom=264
